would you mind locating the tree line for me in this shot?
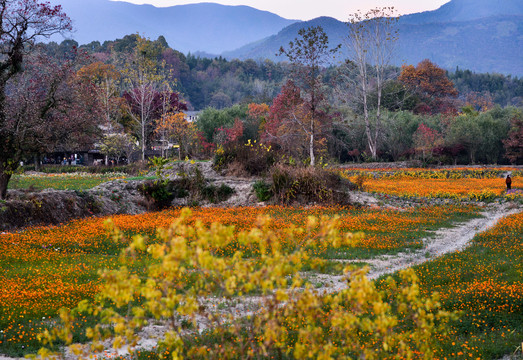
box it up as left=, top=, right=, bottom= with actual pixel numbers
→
left=0, top=0, right=522, bottom=199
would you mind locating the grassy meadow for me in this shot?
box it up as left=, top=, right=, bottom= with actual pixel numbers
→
left=0, top=167, right=522, bottom=359
left=7, top=172, right=128, bottom=191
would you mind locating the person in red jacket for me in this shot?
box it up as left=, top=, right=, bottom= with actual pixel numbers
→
left=506, top=175, right=512, bottom=190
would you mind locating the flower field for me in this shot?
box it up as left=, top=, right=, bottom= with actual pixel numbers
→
left=1, top=167, right=522, bottom=359
left=8, top=172, right=128, bottom=191
left=404, top=211, right=523, bottom=359
left=339, top=167, right=523, bottom=201
left=0, top=205, right=480, bottom=356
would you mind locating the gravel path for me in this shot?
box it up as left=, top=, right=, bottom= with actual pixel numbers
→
left=307, top=203, right=522, bottom=293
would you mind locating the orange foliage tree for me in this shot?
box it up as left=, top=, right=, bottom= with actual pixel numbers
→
left=77, top=62, right=123, bottom=129
left=154, top=112, right=198, bottom=158
left=247, top=102, right=269, bottom=140
left=399, top=59, right=458, bottom=115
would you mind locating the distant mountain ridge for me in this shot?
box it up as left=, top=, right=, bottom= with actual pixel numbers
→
left=400, top=0, right=523, bottom=24
left=47, top=0, right=298, bottom=54
left=224, top=0, right=523, bottom=76
left=47, top=0, right=523, bottom=76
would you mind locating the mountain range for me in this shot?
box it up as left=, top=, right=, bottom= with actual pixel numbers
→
left=48, top=0, right=523, bottom=76
left=47, top=0, right=298, bottom=54
left=225, top=0, right=523, bottom=75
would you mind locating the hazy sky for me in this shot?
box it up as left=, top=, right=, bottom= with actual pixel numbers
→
left=112, top=0, right=450, bottom=21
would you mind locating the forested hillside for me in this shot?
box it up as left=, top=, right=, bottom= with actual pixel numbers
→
left=43, top=36, right=523, bottom=111
left=27, top=33, right=523, bottom=170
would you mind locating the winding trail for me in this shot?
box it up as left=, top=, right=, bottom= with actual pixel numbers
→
left=309, top=204, right=522, bottom=293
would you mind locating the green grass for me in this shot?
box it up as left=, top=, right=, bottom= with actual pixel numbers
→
left=8, top=173, right=127, bottom=191
left=0, top=204, right=501, bottom=358
left=378, top=210, right=523, bottom=359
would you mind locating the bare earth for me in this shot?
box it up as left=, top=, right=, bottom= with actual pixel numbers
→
left=1, top=202, right=521, bottom=360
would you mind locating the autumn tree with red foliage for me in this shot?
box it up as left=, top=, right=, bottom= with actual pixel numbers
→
left=399, top=59, right=459, bottom=115
left=413, top=123, right=443, bottom=162
left=0, top=0, right=72, bottom=199
left=215, top=118, right=244, bottom=146
left=503, top=112, right=523, bottom=164
left=263, top=80, right=328, bottom=162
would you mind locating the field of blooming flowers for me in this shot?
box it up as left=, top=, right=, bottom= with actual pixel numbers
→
left=8, top=172, right=128, bottom=191
left=0, top=166, right=522, bottom=359
left=0, top=205, right=480, bottom=357
left=404, top=211, right=523, bottom=359
left=339, top=167, right=523, bottom=202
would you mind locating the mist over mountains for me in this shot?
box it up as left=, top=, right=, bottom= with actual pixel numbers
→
left=49, top=0, right=523, bottom=76
left=47, top=0, right=298, bottom=54
left=225, top=0, right=523, bottom=75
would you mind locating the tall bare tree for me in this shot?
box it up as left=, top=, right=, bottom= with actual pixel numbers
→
left=122, top=35, right=165, bottom=161
left=278, top=26, right=339, bottom=166
left=345, top=7, right=398, bottom=159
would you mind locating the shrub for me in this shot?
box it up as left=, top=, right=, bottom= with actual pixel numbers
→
left=271, top=164, right=354, bottom=205
left=201, top=183, right=234, bottom=203
left=138, top=181, right=184, bottom=210
left=214, top=141, right=277, bottom=176
left=253, top=180, right=273, bottom=202
left=352, top=174, right=368, bottom=191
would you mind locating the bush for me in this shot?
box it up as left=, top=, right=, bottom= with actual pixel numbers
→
left=214, top=141, right=277, bottom=176
left=138, top=180, right=187, bottom=210
left=253, top=180, right=273, bottom=202
left=271, top=164, right=354, bottom=205
left=139, top=165, right=234, bottom=208
left=201, top=184, right=234, bottom=203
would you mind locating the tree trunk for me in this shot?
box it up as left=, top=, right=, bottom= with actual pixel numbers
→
left=34, top=154, right=41, bottom=171
left=362, top=71, right=378, bottom=159
left=142, top=123, right=146, bottom=161
left=309, top=119, right=315, bottom=166
left=0, top=171, right=11, bottom=200
left=309, top=133, right=315, bottom=167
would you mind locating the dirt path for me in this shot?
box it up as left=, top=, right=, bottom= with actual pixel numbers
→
left=308, top=203, right=522, bottom=293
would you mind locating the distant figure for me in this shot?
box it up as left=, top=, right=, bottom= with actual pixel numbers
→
left=506, top=175, right=512, bottom=190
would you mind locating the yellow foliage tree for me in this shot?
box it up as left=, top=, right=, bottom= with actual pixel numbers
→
left=36, top=209, right=456, bottom=360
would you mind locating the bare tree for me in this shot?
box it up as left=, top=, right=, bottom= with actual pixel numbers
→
left=345, top=7, right=398, bottom=159
left=122, top=35, right=165, bottom=161
left=278, top=26, right=339, bottom=166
